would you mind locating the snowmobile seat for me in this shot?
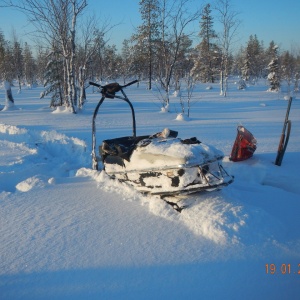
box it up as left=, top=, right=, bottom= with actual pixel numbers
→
left=100, top=135, right=150, bottom=162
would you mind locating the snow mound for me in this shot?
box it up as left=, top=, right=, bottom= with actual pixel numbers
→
left=179, top=195, right=247, bottom=244
left=52, top=106, right=73, bottom=114
left=76, top=168, right=247, bottom=244
left=0, top=123, right=28, bottom=135
left=16, top=176, right=46, bottom=192
left=0, top=123, right=89, bottom=193
left=175, top=113, right=190, bottom=121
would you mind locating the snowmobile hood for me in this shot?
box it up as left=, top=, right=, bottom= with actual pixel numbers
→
left=127, top=137, right=224, bottom=171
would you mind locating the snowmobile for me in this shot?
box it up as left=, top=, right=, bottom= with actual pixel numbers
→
left=90, top=80, right=233, bottom=205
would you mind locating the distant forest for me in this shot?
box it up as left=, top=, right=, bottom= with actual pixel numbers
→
left=1, top=0, right=299, bottom=112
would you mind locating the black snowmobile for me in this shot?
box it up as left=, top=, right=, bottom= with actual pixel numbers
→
left=90, top=80, right=233, bottom=200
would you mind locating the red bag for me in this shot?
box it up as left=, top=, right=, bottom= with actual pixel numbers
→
left=230, top=126, right=257, bottom=162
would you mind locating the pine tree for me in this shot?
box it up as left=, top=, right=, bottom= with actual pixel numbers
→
left=242, top=35, right=264, bottom=83
left=241, top=52, right=250, bottom=81
left=136, top=0, right=160, bottom=89
left=120, top=39, right=134, bottom=84
left=23, top=42, right=36, bottom=87
left=40, top=49, right=64, bottom=107
left=267, top=43, right=280, bottom=92
left=11, top=38, right=23, bottom=92
left=194, top=4, right=219, bottom=83
left=0, top=32, right=15, bottom=108
left=0, top=31, right=6, bottom=71
left=281, top=51, right=295, bottom=94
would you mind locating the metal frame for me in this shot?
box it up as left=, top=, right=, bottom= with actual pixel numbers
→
left=90, top=80, right=138, bottom=170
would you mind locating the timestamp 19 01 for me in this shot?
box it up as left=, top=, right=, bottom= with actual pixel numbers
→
left=265, top=263, right=300, bottom=275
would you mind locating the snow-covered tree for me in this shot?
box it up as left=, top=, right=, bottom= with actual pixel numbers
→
left=267, top=43, right=280, bottom=92
left=40, top=49, right=64, bottom=107
left=241, top=35, right=264, bottom=83
left=241, top=52, right=250, bottom=82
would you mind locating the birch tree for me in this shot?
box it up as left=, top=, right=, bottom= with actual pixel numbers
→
left=214, top=0, right=240, bottom=96
left=3, top=0, right=88, bottom=113
left=76, top=17, right=110, bottom=109
left=157, top=0, right=201, bottom=107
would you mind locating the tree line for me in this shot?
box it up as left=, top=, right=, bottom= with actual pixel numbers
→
left=0, top=0, right=299, bottom=112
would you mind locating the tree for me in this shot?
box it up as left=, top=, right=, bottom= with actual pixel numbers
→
left=40, top=46, right=64, bottom=107
left=134, top=0, right=160, bottom=89
left=3, top=0, right=88, bottom=113
left=281, top=51, right=295, bottom=95
left=23, top=42, right=36, bottom=86
left=172, top=34, right=193, bottom=90
left=120, top=39, right=134, bottom=84
left=101, top=45, right=120, bottom=80
left=241, top=35, right=264, bottom=83
left=35, top=45, right=49, bottom=84
left=0, top=31, right=15, bottom=108
left=156, top=0, right=201, bottom=107
left=127, top=38, right=147, bottom=85
left=179, top=52, right=197, bottom=117
left=214, top=0, right=241, bottom=96
left=11, top=30, right=24, bottom=92
left=75, top=18, right=110, bottom=109
left=194, top=4, right=219, bottom=83
left=267, top=42, right=280, bottom=92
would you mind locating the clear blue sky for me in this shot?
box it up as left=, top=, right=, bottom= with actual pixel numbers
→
left=0, top=0, right=299, bottom=52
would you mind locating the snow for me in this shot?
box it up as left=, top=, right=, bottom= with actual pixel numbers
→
left=1, top=80, right=300, bottom=299
left=128, top=137, right=223, bottom=169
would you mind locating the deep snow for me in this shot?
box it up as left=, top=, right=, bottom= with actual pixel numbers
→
left=0, top=80, right=300, bottom=299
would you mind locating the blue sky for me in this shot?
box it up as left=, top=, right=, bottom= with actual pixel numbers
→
left=0, top=0, right=299, bottom=52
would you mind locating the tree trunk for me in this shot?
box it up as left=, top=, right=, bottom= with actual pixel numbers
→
left=78, top=66, right=86, bottom=109
left=4, top=81, right=15, bottom=107
left=220, top=70, right=224, bottom=95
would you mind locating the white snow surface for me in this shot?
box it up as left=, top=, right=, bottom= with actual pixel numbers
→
left=127, top=137, right=223, bottom=170
left=1, top=80, right=300, bottom=299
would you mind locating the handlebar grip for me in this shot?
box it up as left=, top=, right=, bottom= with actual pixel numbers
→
left=122, top=80, right=138, bottom=88
left=89, top=81, right=101, bottom=88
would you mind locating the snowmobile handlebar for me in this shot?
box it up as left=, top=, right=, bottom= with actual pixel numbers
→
left=91, top=79, right=138, bottom=170
left=89, top=80, right=138, bottom=90
left=89, top=80, right=138, bottom=99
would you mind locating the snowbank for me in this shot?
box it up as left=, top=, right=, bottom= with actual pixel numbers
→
left=0, top=123, right=89, bottom=193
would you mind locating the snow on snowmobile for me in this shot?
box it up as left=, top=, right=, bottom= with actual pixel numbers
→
left=90, top=80, right=234, bottom=204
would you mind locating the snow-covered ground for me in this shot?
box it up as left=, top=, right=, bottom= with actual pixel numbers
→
left=0, top=80, right=300, bottom=299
